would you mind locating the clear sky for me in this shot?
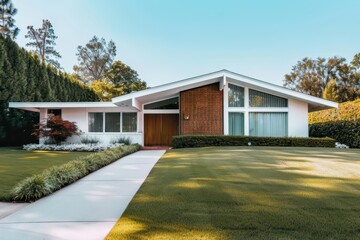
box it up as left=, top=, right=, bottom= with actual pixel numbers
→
left=14, top=0, right=360, bottom=87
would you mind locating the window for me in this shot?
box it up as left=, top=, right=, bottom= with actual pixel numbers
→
left=105, top=112, right=120, bottom=132
left=229, top=112, right=244, bottom=135
left=88, top=113, right=103, bottom=132
left=122, top=112, right=137, bottom=132
left=228, top=84, right=244, bottom=107
left=249, top=89, right=288, bottom=107
left=144, top=97, right=179, bottom=109
left=48, top=109, right=62, bottom=117
left=249, top=112, right=288, bottom=137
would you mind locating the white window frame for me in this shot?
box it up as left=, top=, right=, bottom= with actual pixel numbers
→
left=224, top=79, right=289, bottom=136
left=88, top=112, right=138, bottom=133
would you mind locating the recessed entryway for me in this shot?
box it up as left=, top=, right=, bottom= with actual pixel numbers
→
left=144, top=114, right=179, bottom=146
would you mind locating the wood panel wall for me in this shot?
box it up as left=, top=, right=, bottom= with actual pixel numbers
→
left=180, top=83, right=223, bottom=135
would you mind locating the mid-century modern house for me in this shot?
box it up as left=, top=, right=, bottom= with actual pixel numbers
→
left=9, top=70, right=338, bottom=146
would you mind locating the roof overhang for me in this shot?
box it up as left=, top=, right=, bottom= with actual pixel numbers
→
left=112, top=69, right=338, bottom=112
left=9, top=70, right=338, bottom=113
left=8, top=102, right=135, bottom=112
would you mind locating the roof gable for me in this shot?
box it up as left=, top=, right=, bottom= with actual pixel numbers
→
left=112, top=69, right=337, bottom=112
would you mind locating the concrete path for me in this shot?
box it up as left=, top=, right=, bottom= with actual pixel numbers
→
left=0, top=203, right=29, bottom=220
left=0, top=150, right=165, bottom=240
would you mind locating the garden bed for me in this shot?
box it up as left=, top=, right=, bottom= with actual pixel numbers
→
left=23, top=143, right=124, bottom=152
left=9, top=144, right=140, bottom=202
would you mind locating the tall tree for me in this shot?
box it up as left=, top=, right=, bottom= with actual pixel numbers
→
left=0, top=0, right=19, bottom=39
left=105, top=60, right=147, bottom=94
left=25, top=19, right=61, bottom=68
left=73, top=36, right=116, bottom=84
left=284, top=56, right=360, bottom=102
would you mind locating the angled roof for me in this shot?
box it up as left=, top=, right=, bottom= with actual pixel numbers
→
left=112, top=69, right=338, bottom=112
left=9, top=69, right=337, bottom=112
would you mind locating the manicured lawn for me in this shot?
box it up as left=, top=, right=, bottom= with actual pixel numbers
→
left=0, top=147, right=91, bottom=200
left=106, top=147, right=360, bottom=240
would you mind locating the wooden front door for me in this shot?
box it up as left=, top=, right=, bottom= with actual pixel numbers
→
left=144, top=114, right=179, bottom=146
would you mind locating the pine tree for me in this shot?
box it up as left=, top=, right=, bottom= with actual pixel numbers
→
left=0, top=0, right=19, bottom=39
left=25, top=19, right=61, bottom=69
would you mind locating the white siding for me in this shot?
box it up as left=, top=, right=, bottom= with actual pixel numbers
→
left=288, top=99, right=308, bottom=137
left=58, top=107, right=143, bottom=145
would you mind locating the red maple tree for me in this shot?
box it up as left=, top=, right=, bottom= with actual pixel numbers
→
left=32, top=116, right=79, bottom=144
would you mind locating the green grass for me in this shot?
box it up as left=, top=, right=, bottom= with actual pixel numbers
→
left=0, top=147, right=91, bottom=200
left=106, top=147, right=360, bottom=240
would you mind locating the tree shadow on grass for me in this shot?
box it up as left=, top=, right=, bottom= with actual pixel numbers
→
left=106, top=146, right=360, bottom=240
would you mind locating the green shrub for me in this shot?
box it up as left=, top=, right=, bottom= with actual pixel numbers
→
left=172, top=135, right=335, bottom=148
left=11, top=144, right=140, bottom=202
left=310, top=121, right=360, bottom=148
left=80, top=136, right=101, bottom=144
left=12, top=174, right=52, bottom=202
left=110, top=136, right=132, bottom=145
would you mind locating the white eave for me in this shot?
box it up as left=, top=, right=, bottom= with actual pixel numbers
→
left=9, top=102, right=119, bottom=112
left=112, top=69, right=338, bottom=112
left=9, top=70, right=338, bottom=113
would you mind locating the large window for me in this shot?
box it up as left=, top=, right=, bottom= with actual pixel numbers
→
left=105, top=113, right=120, bottom=132
left=88, top=113, right=103, bottom=132
left=122, top=112, right=137, bottom=132
left=144, top=97, right=179, bottom=109
left=249, top=112, right=288, bottom=137
left=88, top=112, right=137, bottom=133
left=228, top=84, right=244, bottom=107
left=229, top=112, right=244, bottom=135
left=249, top=89, right=288, bottom=107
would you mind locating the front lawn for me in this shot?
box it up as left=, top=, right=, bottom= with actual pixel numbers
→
left=0, top=147, right=91, bottom=200
left=106, top=147, right=360, bottom=240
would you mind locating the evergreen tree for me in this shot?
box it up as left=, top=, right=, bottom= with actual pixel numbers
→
left=0, top=0, right=19, bottom=39
left=25, top=19, right=61, bottom=69
left=0, top=35, right=99, bottom=146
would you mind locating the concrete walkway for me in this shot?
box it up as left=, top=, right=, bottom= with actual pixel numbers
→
left=0, top=150, right=165, bottom=240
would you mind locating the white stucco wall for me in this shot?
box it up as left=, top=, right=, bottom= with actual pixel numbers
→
left=288, top=99, right=309, bottom=137
left=60, top=107, right=143, bottom=145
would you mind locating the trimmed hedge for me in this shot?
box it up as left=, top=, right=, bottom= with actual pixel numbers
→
left=172, top=135, right=335, bottom=148
left=309, top=99, right=360, bottom=124
left=310, top=121, right=360, bottom=148
left=11, top=144, right=140, bottom=202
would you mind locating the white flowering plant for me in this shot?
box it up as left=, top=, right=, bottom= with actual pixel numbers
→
left=23, top=143, right=124, bottom=152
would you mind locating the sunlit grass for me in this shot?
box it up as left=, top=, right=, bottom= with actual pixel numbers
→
left=0, top=147, right=91, bottom=200
left=106, top=146, right=360, bottom=240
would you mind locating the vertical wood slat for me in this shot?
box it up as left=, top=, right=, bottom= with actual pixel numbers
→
left=180, top=83, right=223, bottom=135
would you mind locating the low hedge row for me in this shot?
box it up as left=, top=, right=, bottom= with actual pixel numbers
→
left=11, top=144, right=140, bottom=202
left=310, top=121, right=360, bottom=148
left=172, top=135, right=335, bottom=148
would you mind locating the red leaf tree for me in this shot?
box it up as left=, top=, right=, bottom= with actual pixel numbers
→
left=32, top=116, right=79, bottom=144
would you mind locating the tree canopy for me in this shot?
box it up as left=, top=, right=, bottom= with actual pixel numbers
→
left=283, top=55, right=360, bottom=102
left=89, top=61, right=147, bottom=101
left=0, top=0, right=19, bottom=39
left=106, top=60, right=147, bottom=94
left=25, top=19, right=61, bottom=69
left=73, top=36, right=116, bottom=84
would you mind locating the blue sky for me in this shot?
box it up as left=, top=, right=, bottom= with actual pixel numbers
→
left=15, top=0, right=360, bottom=87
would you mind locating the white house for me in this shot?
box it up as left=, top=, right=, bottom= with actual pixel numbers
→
left=9, top=70, right=338, bottom=146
